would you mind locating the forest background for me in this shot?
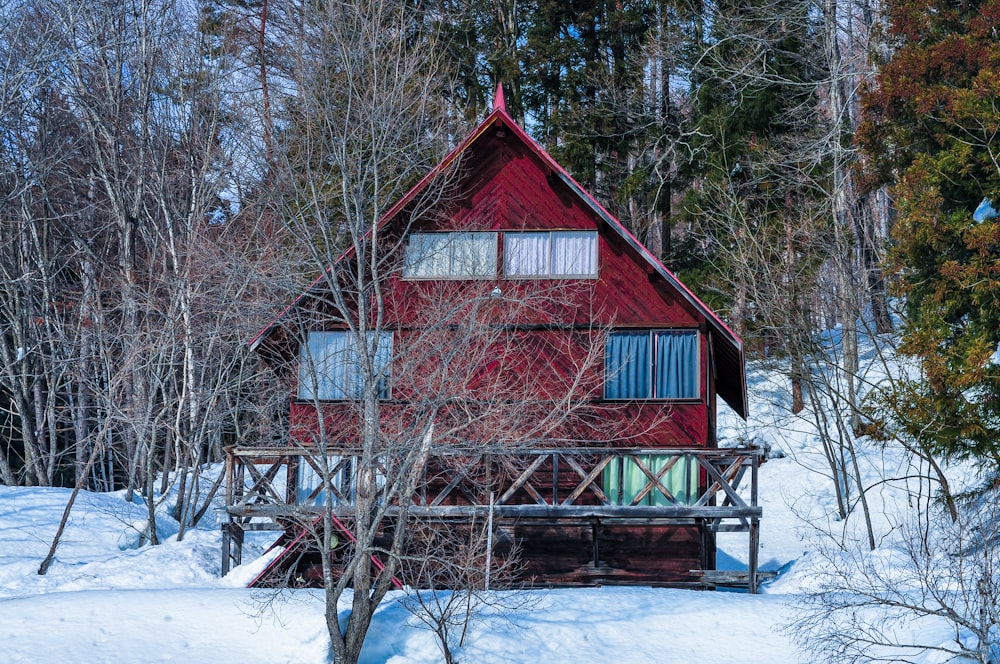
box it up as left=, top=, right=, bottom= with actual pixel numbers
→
left=0, top=0, right=997, bottom=554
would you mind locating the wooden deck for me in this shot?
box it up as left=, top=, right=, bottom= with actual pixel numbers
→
left=221, top=446, right=765, bottom=591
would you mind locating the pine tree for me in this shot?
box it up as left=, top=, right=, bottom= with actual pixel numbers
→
left=683, top=0, right=828, bottom=400
left=859, top=0, right=1000, bottom=470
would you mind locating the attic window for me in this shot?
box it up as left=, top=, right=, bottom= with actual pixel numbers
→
left=404, top=232, right=497, bottom=278
left=504, top=231, right=597, bottom=278
left=299, top=331, right=392, bottom=400
left=604, top=330, right=699, bottom=400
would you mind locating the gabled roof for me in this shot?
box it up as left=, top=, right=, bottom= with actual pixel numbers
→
left=250, top=85, right=747, bottom=418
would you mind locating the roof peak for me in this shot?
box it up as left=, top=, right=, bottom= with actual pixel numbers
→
left=492, top=82, right=507, bottom=114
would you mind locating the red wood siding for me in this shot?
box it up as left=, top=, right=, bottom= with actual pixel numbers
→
left=291, top=400, right=708, bottom=450
left=384, top=136, right=701, bottom=329
left=291, top=320, right=710, bottom=448
left=245, top=108, right=748, bottom=589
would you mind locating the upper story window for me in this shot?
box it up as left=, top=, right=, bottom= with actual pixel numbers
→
left=504, top=231, right=597, bottom=278
left=299, top=331, right=392, bottom=400
left=404, top=232, right=498, bottom=278
left=604, top=330, right=699, bottom=400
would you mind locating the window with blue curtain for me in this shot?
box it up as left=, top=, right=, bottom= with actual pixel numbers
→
left=604, top=330, right=699, bottom=399
left=299, top=331, right=392, bottom=400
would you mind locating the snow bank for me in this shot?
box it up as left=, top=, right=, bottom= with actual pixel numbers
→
left=0, top=328, right=989, bottom=663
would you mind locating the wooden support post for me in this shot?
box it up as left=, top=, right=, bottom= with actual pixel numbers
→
left=748, top=452, right=760, bottom=594
left=591, top=519, right=600, bottom=567
left=221, top=522, right=244, bottom=576
left=221, top=525, right=231, bottom=576
left=486, top=491, right=494, bottom=590
left=697, top=518, right=707, bottom=571
left=233, top=523, right=244, bottom=571
left=552, top=453, right=559, bottom=506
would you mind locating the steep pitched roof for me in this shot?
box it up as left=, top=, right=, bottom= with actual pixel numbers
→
left=250, top=87, right=747, bottom=418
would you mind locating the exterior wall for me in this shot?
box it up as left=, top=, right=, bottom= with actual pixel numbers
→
left=384, top=138, right=701, bottom=329
left=290, top=136, right=713, bottom=450
left=274, top=124, right=732, bottom=587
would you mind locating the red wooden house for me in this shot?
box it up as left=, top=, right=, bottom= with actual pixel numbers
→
left=223, top=88, right=763, bottom=591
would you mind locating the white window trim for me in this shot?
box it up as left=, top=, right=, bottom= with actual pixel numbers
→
left=403, top=231, right=498, bottom=279
left=503, top=230, right=598, bottom=279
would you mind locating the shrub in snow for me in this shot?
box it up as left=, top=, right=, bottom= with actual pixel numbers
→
left=788, top=492, right=1000, bottom=663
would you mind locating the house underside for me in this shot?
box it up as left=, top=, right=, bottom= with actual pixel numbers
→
left=222, top=445, right=765, bottom=592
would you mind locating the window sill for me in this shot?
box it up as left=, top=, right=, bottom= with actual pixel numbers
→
left=601, top=397, right=703, bottom=403
left=294, top=397, right=393, bottom=403
left=401, top=275, right=498, bottom=281
left=503, top=274, right=598, bottom=280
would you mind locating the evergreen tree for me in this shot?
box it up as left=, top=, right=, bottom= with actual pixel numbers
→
left=434, top=0, right=528, bottom=121
left=528, top=1, right=704, bottom=254
left=681, top=0, right=828, bottom=412
left=860, top=0, right=1000, bottom=469
left=683, top=0, right=826, bottom=326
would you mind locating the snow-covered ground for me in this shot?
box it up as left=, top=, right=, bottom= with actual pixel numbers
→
left=0, top=332, right=982, bottom=663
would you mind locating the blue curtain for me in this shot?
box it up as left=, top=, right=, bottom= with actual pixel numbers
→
left=605, top=332, right=650, bottom=398
left=655, top=331, right=699, bottom=399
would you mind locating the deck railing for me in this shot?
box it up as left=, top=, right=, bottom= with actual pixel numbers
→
left=225, top=445, right=763, bottom=521
left=222, top=445, right=765, bottom=589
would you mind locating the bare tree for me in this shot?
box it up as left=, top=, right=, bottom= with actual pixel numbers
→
left=265, top=2, right=470, bottom=660
left=399, top=514, right=533, bottom=664
left=0, top=1, right=69, bottom=487
left=790, top=490, right=1000, bottom=663
left=253, top=5, right=637, bottom=662
left=0, top=1, right=277, bottom=570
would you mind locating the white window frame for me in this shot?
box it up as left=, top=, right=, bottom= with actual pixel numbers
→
left=503, top=230, right=598, bottom=278
left=298, top=331, right=392, bottom=401
left=403, top=231, right=498, bottom=279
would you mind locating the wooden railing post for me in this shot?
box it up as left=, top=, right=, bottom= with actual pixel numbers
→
left=552, top=452, right=559, bottom=506
left=224, top=450, right=234, bottom=505
left=286, top=454, right=298, bottom=505
left=616, top=451, right=624, bottom=506
left=222, top=446, right=765, bottom=590
left=749, top=451, right=760, bottom=593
